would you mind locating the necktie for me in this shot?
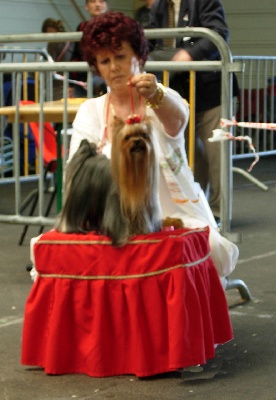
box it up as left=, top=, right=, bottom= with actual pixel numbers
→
left=164, top=0, right=175, bottom=48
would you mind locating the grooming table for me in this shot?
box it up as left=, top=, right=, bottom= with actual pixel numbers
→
left=21, top=227, right=233, bottom=378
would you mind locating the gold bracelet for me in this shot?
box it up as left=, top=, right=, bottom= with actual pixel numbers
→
left=144, top=83, right=167, bottom=109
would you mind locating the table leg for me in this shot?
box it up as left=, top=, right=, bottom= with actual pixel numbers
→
left=56, top=124, right=63, bottom=213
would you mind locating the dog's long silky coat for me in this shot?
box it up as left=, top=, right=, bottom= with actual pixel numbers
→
left=103, top=116, right=162, bottom=246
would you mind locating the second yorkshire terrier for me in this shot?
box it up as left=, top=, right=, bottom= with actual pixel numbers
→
left=102, top=115, right=162, bottom=246
left=55, top=139, right=113, bottom=234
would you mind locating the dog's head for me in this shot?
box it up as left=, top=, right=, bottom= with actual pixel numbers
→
left=56, top=139, right=112, bottom=233
left=111, top=115, right=155, bottom=165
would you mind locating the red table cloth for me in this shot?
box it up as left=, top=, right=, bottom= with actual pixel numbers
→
left=21, top=227, right=233, bottom=378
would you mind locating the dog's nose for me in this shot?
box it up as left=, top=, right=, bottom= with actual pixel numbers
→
left=131, top=139, right=146, bottom=153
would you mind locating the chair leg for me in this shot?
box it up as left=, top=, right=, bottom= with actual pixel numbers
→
left=18, top=190, right=39, bottom=246
left=19, top=188, right=39, bottom=213
left=38, top=189, right=57, bottom=234
left=19, top=162, right=57, bottom=245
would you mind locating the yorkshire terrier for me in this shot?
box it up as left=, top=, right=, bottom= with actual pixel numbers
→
left=57, top=116, right=183, bottom=245
left=55, top=139, right=113, bottom=234
left=103, top=115, right=162, bottom=246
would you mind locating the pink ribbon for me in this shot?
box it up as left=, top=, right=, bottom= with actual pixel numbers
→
left=220, top=118, right=276, bottom=131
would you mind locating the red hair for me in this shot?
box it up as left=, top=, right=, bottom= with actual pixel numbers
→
left=80, top=11, right=149, bottom=73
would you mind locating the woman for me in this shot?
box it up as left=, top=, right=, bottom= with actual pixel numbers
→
left=42, top=18, right=74, bottom=99
left=69, top=11, right=239, bottom=284
left=70, top=0, right=108, bottom=97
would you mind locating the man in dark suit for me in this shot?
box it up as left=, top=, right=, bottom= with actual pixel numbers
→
left=148, top=0, right=238, bottom=223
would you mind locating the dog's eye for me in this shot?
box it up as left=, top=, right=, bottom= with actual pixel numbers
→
left=142, top=133, right=149, bottom=139
left=124, top=134, right=131, bottom=141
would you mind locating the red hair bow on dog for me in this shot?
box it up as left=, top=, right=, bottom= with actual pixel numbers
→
left=125, top=114, right=142, bottom=124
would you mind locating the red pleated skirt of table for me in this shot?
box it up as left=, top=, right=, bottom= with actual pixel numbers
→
left=21, top=227, right=233, bottom=377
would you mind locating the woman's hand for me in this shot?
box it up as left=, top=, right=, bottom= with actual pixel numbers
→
left=129, top=73, right=189, bottom=138
left=129, top=73, right=158, bottom=99
left=171, top=49, right=193, bottom=62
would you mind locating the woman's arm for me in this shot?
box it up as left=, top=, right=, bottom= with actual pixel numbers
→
left=130, top=73, right=189, bottom=137
left=152, top=86, right=189, bottom=137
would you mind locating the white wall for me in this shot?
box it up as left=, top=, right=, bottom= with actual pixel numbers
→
left=1, top=0, right=81, bottom=34
left=0, top=0, right=135, bottom=39
left=0, top=0, right=136, bottom=56
left=223, top=0, right=276, bottom=56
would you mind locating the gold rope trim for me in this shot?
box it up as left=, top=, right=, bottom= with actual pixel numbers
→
left=173, top=198, right=199, bottom=204
left=38, top=251, right=211, bottom=280
left=36, top=227, right=208, bottom=246
left=172, top=198, right=189, bottom=204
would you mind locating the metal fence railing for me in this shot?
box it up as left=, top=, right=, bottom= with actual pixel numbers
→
left=232, top=56, right=276, bottom=159
left=0, top=29, right=241, bottom=240
left=0, top=48, right=54, bottom=179
left=0, top=47, right=55, bottom=104
left=227, top=56, right=276, bottom=192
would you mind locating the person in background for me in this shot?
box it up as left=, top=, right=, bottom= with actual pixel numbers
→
left=148, top=0, right=239, bottom=224
left=135, top=0, right=155, bottom=28
left=41, top=18, right=74, bottom=100
left=70, top=0, right=108, bottom=97
left=69, top=11, right=238, bottom=287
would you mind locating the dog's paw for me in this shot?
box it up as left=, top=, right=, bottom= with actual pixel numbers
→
left=162, top=217, right=184, bottom=230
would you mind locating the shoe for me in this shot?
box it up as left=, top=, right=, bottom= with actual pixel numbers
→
left=25, top=264, right=33, bottom=272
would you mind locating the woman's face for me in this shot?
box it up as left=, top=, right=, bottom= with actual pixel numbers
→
left=95, top=41, right=141, bottom=90
left=45, top=27, right=57, bottom=33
